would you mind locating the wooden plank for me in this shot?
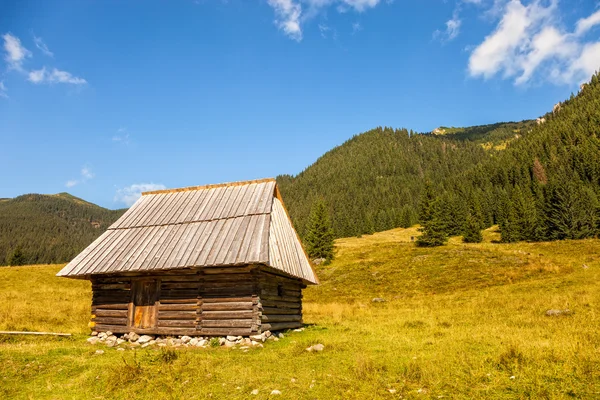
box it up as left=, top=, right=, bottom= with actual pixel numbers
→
left=93, top=309, right=128, bottom=318
left=92, top=303, right=129, bottom=311
left=160, top=282, right=200, bottom=289
left=202, top=296, right=254, bottom=303
left=203, top=265, right=255, bottom=274
left=260, top=294, right=301, bottom=303
left=92, top=283, right=131, bottom=290
left=261, top=307, right=301, bottom=315
left=159, top=298, right=199, bottom=304
left=92, top=317, right=128, bottom=325
left=158, top=311, right=197, bottom=320
left=201, top=302, right=253, bottom=311
left=157, top=320, right=196, bottom=328
left=158, top=304, right=197, bottom=311
left=261, top=314, right=302, bottom=323
left=202, top=310, right=254, bottom=320
left=260, top=322, right=302, bottom=332
left=260, top=299, right=301, bottom=309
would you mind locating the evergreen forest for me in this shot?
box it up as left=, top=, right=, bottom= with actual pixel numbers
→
left=278, top=72, right=600, bottom=244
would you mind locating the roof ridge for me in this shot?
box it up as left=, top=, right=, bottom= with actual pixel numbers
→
left=142, top=178, right=276, bottom=195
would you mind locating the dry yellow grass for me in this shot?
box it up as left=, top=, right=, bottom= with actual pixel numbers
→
left=1, top=227, right=599, bottom=399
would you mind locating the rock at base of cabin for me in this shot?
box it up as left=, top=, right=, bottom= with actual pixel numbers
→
left=277, top=333, right=284, bottom=339
left=189, top=338, right=199, bottom=346
left=181, top=335, right=192, bottom=344
left=105, top=331, right=113, bottom=337
left=116, top=338, right=125, bottom=345
left=372, top=298, right=386, bottom=303
left=91, top=331, right=98, bottom=336
left=87, top=337, right=100, bottom=345
left=137, top=335, right=154, bottom=344
left=250, top=334, right=262, bottom=342
left=306, top=344, right=324, bottom=352
left=128, top=332, right=140, bottom=342
left=98, top=332, right=107, bottom=339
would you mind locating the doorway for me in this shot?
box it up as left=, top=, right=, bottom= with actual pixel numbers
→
left=130, top=279, right=159, bottom=329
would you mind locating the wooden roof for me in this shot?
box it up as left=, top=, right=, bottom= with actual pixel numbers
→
left=57, top=179, right=318, bottom=284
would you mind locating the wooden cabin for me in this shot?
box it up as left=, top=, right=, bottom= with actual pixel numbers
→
left=57, top=178, right=318, bottom=336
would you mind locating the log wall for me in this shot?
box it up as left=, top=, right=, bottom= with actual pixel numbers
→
left=257, top=271, right=305, bottom=333
left=90, top=266, right=306, bottom=336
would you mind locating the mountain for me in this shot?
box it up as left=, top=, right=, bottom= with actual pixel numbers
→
left=277, top=121, right=532, bottom=239
left=278, top=72, right=600, bottom=243
left=0, top=193, right=125, bottom=266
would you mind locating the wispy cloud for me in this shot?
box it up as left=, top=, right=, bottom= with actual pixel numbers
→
left=112, top=127, right=131, bottom=144
left=0, top=81, right=7, bottom=98
left=2, top=33, right=31, bottom=71
left=33, top=35, right=53, bottom=57
left=468, top=0, right=600, bottom=85
left=28, top=67, right=86, bottom=85
left=434, top=11, right=462, bottom=42
left=65, top=166, right=95, bottom=188
left=268, top=0, right=303, bottom=41
left=2, top=32, right=87, bottom=87
left=115, top=183, right=167, bottom=207
left=266, top=0, right=385, bottom=41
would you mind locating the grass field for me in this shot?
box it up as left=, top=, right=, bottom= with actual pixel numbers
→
left=1, top=227, right=599, bottom=399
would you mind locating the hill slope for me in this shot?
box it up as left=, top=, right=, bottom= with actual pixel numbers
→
left=0, top=193, right=125, bottom=266
left=277, top=121, right=532, bottom=238
left=278, top=73, right=600, bottom=242
left=1, top=228, right=599, bottom=398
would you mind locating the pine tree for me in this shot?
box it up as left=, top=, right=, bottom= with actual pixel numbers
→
left=417, top=196, right=448, bottom=247
left=463, top=213, right=483, bottom=243
left=304, top=200, right=335, bottom=261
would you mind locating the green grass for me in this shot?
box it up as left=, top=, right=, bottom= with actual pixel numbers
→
left=1, top=227, right=600, bottom=399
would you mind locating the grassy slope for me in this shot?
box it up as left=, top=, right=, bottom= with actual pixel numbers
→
left=1, top=229, right=599, bottom=399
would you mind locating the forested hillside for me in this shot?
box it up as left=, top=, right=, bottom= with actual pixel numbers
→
left=277, top=121, right=531, bottom=238
left=0, top=193, right=125, bottom=266
left=279, top=72, right=600, bottom=243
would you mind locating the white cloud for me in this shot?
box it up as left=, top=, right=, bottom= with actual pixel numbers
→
left=112, top=127, right=131, bottom=144
left=33, top=35, right=53, bottom=57
left=435, top=11, right=462, bottom=42
left=65, top=166, right=94, bottom=188
left=268, top=0, right=303, bottom=41
left=115, top=183, right=167, bottom=207
left=575, top=9, right=600, bottom=36
left=2, top=33, right=31, bottom=71
left=28, top=67, right=86, bottom=85
left=0, top=81, right=7, bottom=98
left=468, top=0, right=600, bottom=85
left=267, top=0, right=385, bottom=40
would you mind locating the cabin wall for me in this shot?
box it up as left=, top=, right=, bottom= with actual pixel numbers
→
left=90, top=266, right=263, bottom=336
left=257, top=272, right=305, bottom=333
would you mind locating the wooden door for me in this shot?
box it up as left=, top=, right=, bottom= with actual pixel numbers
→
left=130, top=280, right=159, bottom=329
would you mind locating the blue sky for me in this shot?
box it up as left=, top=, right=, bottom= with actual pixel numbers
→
left=1, top=0, right=599, bottom=209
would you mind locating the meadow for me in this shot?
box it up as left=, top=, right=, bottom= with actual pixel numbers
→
left=1, top=227, right=599, bottom=399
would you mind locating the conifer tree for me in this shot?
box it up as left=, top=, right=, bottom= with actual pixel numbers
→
left=417, top=195, right=448, bottom=247
left=463, top=213, right=483, bottom=243
left=304, top=200, right=335, bottom=261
